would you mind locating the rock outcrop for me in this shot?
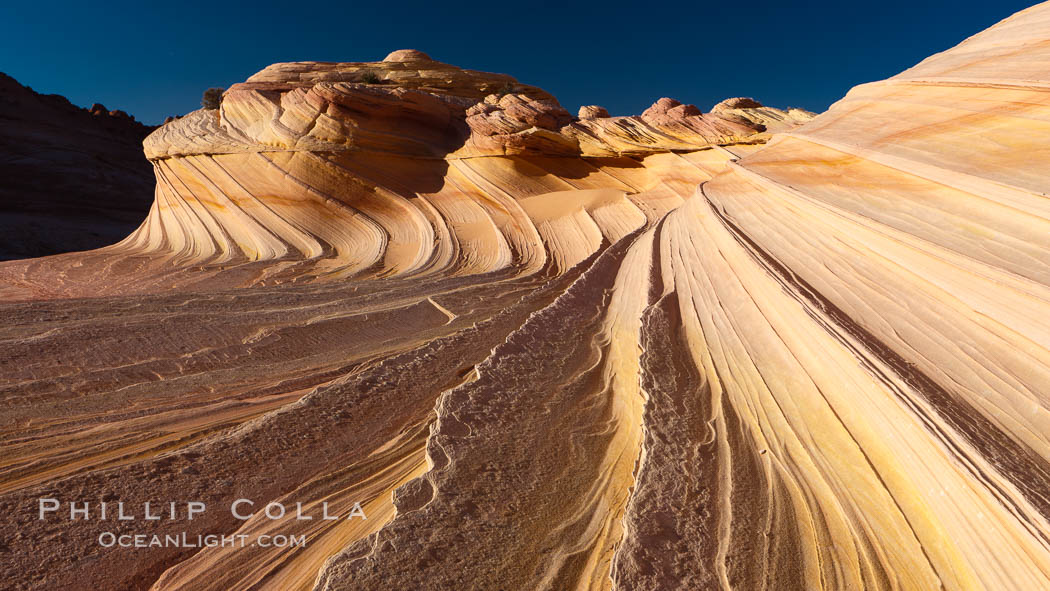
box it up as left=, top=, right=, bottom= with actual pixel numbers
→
left=578, top=104, right=610, bottom=119
left=0, top=52, right=801, bottom=299
left=712, top=95, right=816, bottom=132
left=0, top=73, right=156, bottom=259
left=4, top=3, right=1050, bottom=589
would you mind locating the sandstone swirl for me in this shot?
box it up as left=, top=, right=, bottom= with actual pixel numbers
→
left=1, top=4, right=1050, bottom=589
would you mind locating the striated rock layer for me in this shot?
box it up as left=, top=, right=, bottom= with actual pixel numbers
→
left=0, top=49, right=792, bottom=301
left=3, top=3, right=1050, bottom=590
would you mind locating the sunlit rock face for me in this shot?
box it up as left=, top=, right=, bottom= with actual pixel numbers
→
left=3, top=3, right=1050, bottom=589
left=711, top=96, right=816, bottom=132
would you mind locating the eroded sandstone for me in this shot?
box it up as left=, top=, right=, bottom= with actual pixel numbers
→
left=3, top=4, right=1049, bottom=589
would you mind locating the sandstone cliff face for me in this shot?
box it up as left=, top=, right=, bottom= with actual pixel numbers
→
left=2, top=4, right=1050, bottom=590
left=0, top=73, right=155, bottom=260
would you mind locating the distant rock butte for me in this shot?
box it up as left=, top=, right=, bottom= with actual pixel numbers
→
left=0, top=73, right=156, bottom=260
left=5, top=3, right=1050, bottom=589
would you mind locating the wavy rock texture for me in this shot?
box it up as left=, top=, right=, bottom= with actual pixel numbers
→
left=2, top=3, right=1050, bottom=589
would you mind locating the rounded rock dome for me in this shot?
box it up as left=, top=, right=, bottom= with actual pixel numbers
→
left=383, top=49, right=433, bottom=63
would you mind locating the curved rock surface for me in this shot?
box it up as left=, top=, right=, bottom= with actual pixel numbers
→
left=0, top=53, right=798, bottom=300
left=2, top=3, right=1049, bottom=589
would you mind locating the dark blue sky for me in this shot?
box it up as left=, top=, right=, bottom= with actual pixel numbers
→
left=0, top=0, right=1037, bottom=125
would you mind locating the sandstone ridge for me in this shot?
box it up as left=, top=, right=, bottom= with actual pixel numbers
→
left=0, top=51, right=808, bottom=297
left=145, top=53, right=797, bottom=161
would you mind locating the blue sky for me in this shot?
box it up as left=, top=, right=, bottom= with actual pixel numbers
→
left=0, top=0, right=1037, bottom=124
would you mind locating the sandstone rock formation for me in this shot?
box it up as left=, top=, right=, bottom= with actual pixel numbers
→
left=0, top=73, right=156, bottom=259
left=711, top=96, right=816, bottom=132
left=0, top=51, right=799, bottom=300
left=3, top=3, right=1050, bottom=590
left=578, top=105, right=610, bottom=119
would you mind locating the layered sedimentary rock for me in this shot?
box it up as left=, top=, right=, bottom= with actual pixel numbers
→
left=711, top=96, right=815, bottom=132
left=0, top=49, right=794, bottom=300
left=0, top=73, right=156, bottom=259
left=3, top=3, right=1050, bottom=590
